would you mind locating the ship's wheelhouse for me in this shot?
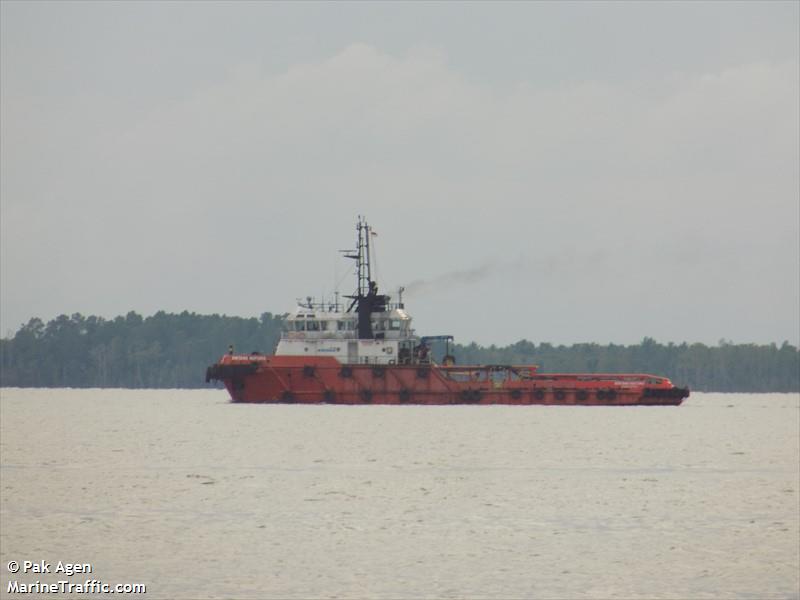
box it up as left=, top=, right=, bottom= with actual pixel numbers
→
left=276, top=305, right=418, bottom=364
left=283, top=309, right=356, bottom=338
left=273, top=217, right=428, bottom=365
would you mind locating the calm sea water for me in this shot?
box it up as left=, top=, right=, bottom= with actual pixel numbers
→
left=1, top=389, right=798, bottom=599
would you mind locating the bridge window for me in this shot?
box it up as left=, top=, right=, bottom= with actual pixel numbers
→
left=307, top=321, right=320, bottom=331
left=294, top=321, right=306, bottom=331
left=389, top=319, right=401, bottom=330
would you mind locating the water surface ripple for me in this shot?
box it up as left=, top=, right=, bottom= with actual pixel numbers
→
left=1, top=389, right=798, bottom=599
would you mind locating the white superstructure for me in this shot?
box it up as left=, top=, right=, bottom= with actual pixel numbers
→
left=273, top=217, right=445, bottom=365
left=275, top=303, right=420, bottom=365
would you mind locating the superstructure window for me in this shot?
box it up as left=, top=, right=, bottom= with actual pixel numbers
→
left=294, top=321, right=306, bottom=331
left=389, top=320, right=401, bottom=330
left=307, top=321, right=320, bottom=331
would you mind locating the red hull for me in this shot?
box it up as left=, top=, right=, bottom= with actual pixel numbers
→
left=207, top=355, right=688, bottom=406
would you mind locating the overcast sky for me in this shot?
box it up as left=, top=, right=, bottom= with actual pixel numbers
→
left=2, top=1, right=798, bottom=346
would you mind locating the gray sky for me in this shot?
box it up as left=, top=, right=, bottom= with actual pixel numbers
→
left=2, top=1, right=798, bottom=346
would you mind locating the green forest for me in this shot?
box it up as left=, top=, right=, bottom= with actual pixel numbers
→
left=1, top=311, right=798, bottom=392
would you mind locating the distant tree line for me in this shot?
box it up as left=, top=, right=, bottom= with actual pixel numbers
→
left=453, top=338, right=799, bottom=393
left=0, top=311, right=283, bottom=389
left=0, top=312, right=798, bottom=392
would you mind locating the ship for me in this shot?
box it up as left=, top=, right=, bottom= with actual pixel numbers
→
left=206, top=218, right=689, bottom=406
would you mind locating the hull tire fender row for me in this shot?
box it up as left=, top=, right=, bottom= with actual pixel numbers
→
left=460, top=389, right=482, bottom=403
left=534, top=389, right=545, bottom=400
left=416, top=367, right=430, bottom=379
left=323, top=389, right=335, bottom=403
left=576, top=390, right=588, bottom=401
left=372, top=367, right=385, bottom=378
left=644, top=386, right=689, bottom=399
left=339, top=366, right=353, bottom=378
left=303, top=365, right=315, bottom=377
left=281, top=390, right=295, bottom=403
left=510, top=389, right=522, bottom=400
left=399, top=389, right=412, bottom=403
left=360, top=389, right=373, bottom=403
left=597, top=389, right=616, bottom=400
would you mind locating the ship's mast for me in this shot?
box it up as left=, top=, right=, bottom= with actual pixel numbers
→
left=357, top=217, right=371, bottom=298
left=343, top=216, right=387, bottom=339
